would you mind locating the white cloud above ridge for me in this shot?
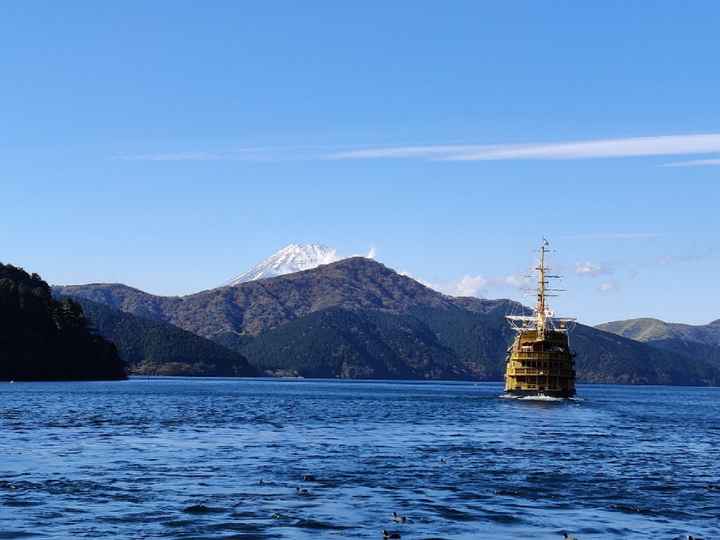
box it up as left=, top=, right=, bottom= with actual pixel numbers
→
left=431, top=273, right=531, bottom=298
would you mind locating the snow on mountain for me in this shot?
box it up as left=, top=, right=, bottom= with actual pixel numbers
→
left=227, top=244, right=352, bottom=285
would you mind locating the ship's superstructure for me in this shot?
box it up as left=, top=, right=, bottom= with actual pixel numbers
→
left=504, top=240, right=576, bottom=398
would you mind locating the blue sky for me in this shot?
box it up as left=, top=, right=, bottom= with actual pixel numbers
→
left=2, top=1, right=719, bottom=325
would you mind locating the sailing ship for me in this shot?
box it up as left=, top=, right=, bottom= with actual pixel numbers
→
left=504, top=240, right=576, bottom=398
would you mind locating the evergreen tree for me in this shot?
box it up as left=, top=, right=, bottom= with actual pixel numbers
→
left=0, top=262, right=126, bottom=381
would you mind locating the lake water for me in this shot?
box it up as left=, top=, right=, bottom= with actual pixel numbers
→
left=0, top=379, right=717, bottom=539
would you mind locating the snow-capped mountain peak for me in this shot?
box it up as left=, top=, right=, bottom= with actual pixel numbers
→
left=227, top=243, right=343, bottom=285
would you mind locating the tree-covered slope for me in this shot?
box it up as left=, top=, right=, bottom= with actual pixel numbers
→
left=598, top=317, right=720, bottom=346
left=597, top=317, right=720, bottom=371
left=239, top=307, right=462, bottom=379
left=0, top=263, right=126, bottom=381
left=406, top=303, right=720, bottom=385
left=71, top=298, right=256, bottom=377
left=571, top=324, right=719, bottom=385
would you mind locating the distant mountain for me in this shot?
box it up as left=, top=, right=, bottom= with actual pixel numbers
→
left=0, top=262, right=125, bottom=381
left=56, top=258, right=720, bottom=386
left=67, top=297, right=256, bottom=377
left=227, top=243, right=342, bottom=285
left=598, top=318, right=720, bottom=346
left=597, top=317, right=720, bottom=368
left=241, top=307, right=464, bottom=379
left=57, top=258, right=452, bottom=338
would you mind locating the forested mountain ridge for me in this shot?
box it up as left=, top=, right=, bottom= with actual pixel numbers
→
left=0, top=263, right=126, bottom=381
left=597, top=317, right=720, bottom=370
left=56, top=254, right=442, bottom=339
left=67, top=297, right=257, bottom=377
left=56, top=257, right=453, bottom=338
left=597, top=317, right=720, bottom=347
left=56, top=258, right=720, bottom=386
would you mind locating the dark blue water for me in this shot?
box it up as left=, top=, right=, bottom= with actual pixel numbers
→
left=0, top=379, right=717, bottom=539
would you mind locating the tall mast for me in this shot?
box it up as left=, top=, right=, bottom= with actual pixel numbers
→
left=536, top=240, right=549, bottom=337
left=505, top=238, right=575, bottom=335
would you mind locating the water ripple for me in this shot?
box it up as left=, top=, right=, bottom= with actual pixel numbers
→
left=0, top=379, right=718, bottom=539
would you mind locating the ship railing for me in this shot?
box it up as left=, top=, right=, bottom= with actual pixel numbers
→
left=510, top=351, right=569, bottom=360
left=507, top=367, right=574, bottom=376
left=508, top=384, right=567, bottom=391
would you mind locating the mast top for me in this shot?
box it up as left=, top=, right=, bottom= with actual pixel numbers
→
left=506, top=239, right=575, bottom=335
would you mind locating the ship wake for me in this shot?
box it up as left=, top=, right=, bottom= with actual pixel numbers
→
left=499, top=393, right=567, bottom=402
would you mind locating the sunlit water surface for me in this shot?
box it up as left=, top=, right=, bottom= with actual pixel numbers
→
left=0, top=379, right=718, bottom=539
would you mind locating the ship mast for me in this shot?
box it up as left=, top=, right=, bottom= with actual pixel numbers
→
left=536, top=239, right=549, bottom=337
left=505, top=238, right=575, bottom=334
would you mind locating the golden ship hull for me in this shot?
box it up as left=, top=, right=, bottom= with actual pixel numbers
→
left=504, top=329, right=576, bottom=398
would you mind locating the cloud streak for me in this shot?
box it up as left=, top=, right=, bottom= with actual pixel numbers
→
left=575, top=261, right=612, bottom=277
left=597, top=281, right=620, bottom=294
left=662, top=157, right=720, bottom=167
left=117, top=134, right=720, bottom=164
left=114, top=147, right=290, bottom=162
left=559, top=233, right=660, bottom=241
left=117, top=152, right=229, bottom=161
left=329, top=133, right=720, bottom=162
left=432, top=273, right=531, bottom=298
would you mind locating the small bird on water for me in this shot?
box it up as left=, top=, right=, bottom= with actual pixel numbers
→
left=296, top=487, right=310, bottom=496
left=383, top=531, right=401, bottom=539
left=562, top=532, right=578, bottom=540
left=391, top=512, right=407, bottom=524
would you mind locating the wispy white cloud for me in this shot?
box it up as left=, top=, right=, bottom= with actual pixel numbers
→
left=598, top=281, right=620, bottom=294
left=329, top=145, right=484, bottom=160
left=657, top=253, right=713, bottom=266
left=329, top=133, right=720, bottom=162
left=115, top=147, right=285, bottom=162
left=575, top=261, right=612, bottom=277
left=662, top=157, right=720, bottom=167
left=446, top=275, right=489, bottom=297
left=432, top=273, right=530, bottom=298
left=117, top=152, right=228, bottom=161
left=117, top=133, right=720, bottom=164
left=559, top=233, right=660, bottom=241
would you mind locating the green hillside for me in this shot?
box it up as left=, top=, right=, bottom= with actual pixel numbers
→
left=70, top=297, right=257, bottom=377
left=598, top=317, right=720, bottom=371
